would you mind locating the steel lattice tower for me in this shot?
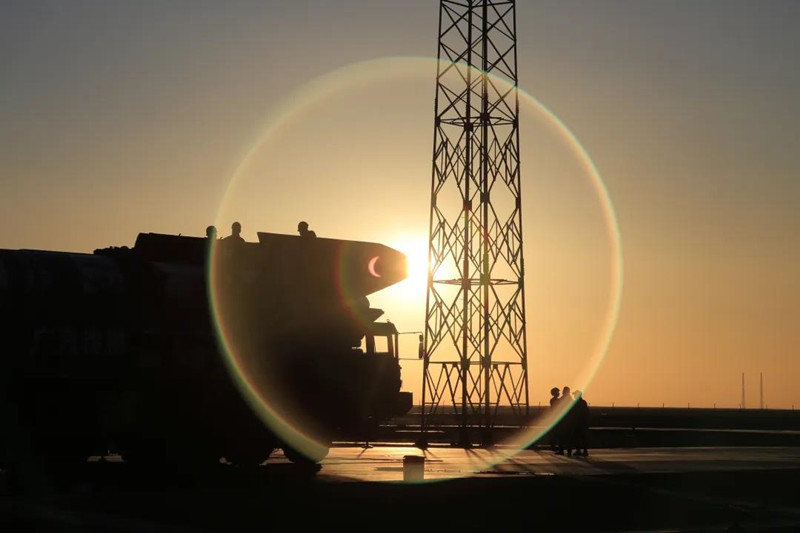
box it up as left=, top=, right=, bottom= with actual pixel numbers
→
left=421, top=0, right=529, bottom=447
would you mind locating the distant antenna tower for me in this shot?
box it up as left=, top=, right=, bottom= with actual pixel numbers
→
left=741, top=372, right=746, bottom=409
left=760, top=372, right=763, bottom=410
left=420, top=0, right=529, bottom=447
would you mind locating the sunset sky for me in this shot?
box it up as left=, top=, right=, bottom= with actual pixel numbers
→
left=2, top=1, right=798, bottom=409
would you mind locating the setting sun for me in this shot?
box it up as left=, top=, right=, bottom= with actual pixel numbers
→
left=387, top=236, right=430, bottom=300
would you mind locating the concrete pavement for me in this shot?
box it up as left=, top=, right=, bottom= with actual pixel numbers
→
left=313, top=444, right=800, bottom=483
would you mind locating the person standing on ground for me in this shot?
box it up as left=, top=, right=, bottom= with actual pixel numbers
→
left=557, top=386, right=575, bottom=455
left=572, top=390, right=590, bottom=456
left=549, top=387, right=560, bottom=408
left=548, top=387, right=561, bottom=451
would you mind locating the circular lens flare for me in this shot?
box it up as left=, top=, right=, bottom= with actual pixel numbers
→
left=209, top=56, right=623, bottom=477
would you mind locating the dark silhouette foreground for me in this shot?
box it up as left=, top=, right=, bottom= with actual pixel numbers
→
left=0, top=225, right=413, bottom=491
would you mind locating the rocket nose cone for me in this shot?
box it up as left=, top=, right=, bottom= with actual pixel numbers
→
left=377, top=247, right=408, bottom=285
left=341, top=242, right=408, bottom=297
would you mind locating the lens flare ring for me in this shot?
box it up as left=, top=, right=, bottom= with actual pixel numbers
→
left=210, top=56, right=624, bottom=475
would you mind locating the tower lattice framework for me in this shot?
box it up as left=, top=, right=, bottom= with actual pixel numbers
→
left=422, top=0, right=529, bottom=446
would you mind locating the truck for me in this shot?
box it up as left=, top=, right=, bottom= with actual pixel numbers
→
left=0, top=229, right=413, bottom=485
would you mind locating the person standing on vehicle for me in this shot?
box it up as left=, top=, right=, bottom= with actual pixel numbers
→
left=298, top=221, right=317, bottom=238
left=224, top=221, right=245, bottom=244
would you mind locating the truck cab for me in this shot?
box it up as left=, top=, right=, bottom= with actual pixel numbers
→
left=362, top=320, right=413, bottom=417
left=364, top=320, right=398, bottom=359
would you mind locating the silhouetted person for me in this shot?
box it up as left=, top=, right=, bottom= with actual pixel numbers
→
left=571, top=390, right=590, bottom=456
left=549, top=387, right=560, bottom=408
left=556, top=386, right=575, bottom=455
left=219, top=222, right=245, bottom=275
left=203, top=225, right=217, bottom=267
left=298, top=221, right=316, bottom=238
left=217, top=222, right=247, bottom=306
left=548, top=387, right=561, bottom=451
left=224, top=221, right=245, bottom=244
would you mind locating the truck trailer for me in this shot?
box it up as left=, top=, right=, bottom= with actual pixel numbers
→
left=0, top=229, right=413, bottom=483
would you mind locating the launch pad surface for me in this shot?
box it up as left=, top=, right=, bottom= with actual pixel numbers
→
left=2, top=445, right=800, bottom=532
left=317, top=443, right=800, bottom=482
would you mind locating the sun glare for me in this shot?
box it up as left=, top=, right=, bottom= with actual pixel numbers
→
left=390, top=237, right=430, bottom=298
